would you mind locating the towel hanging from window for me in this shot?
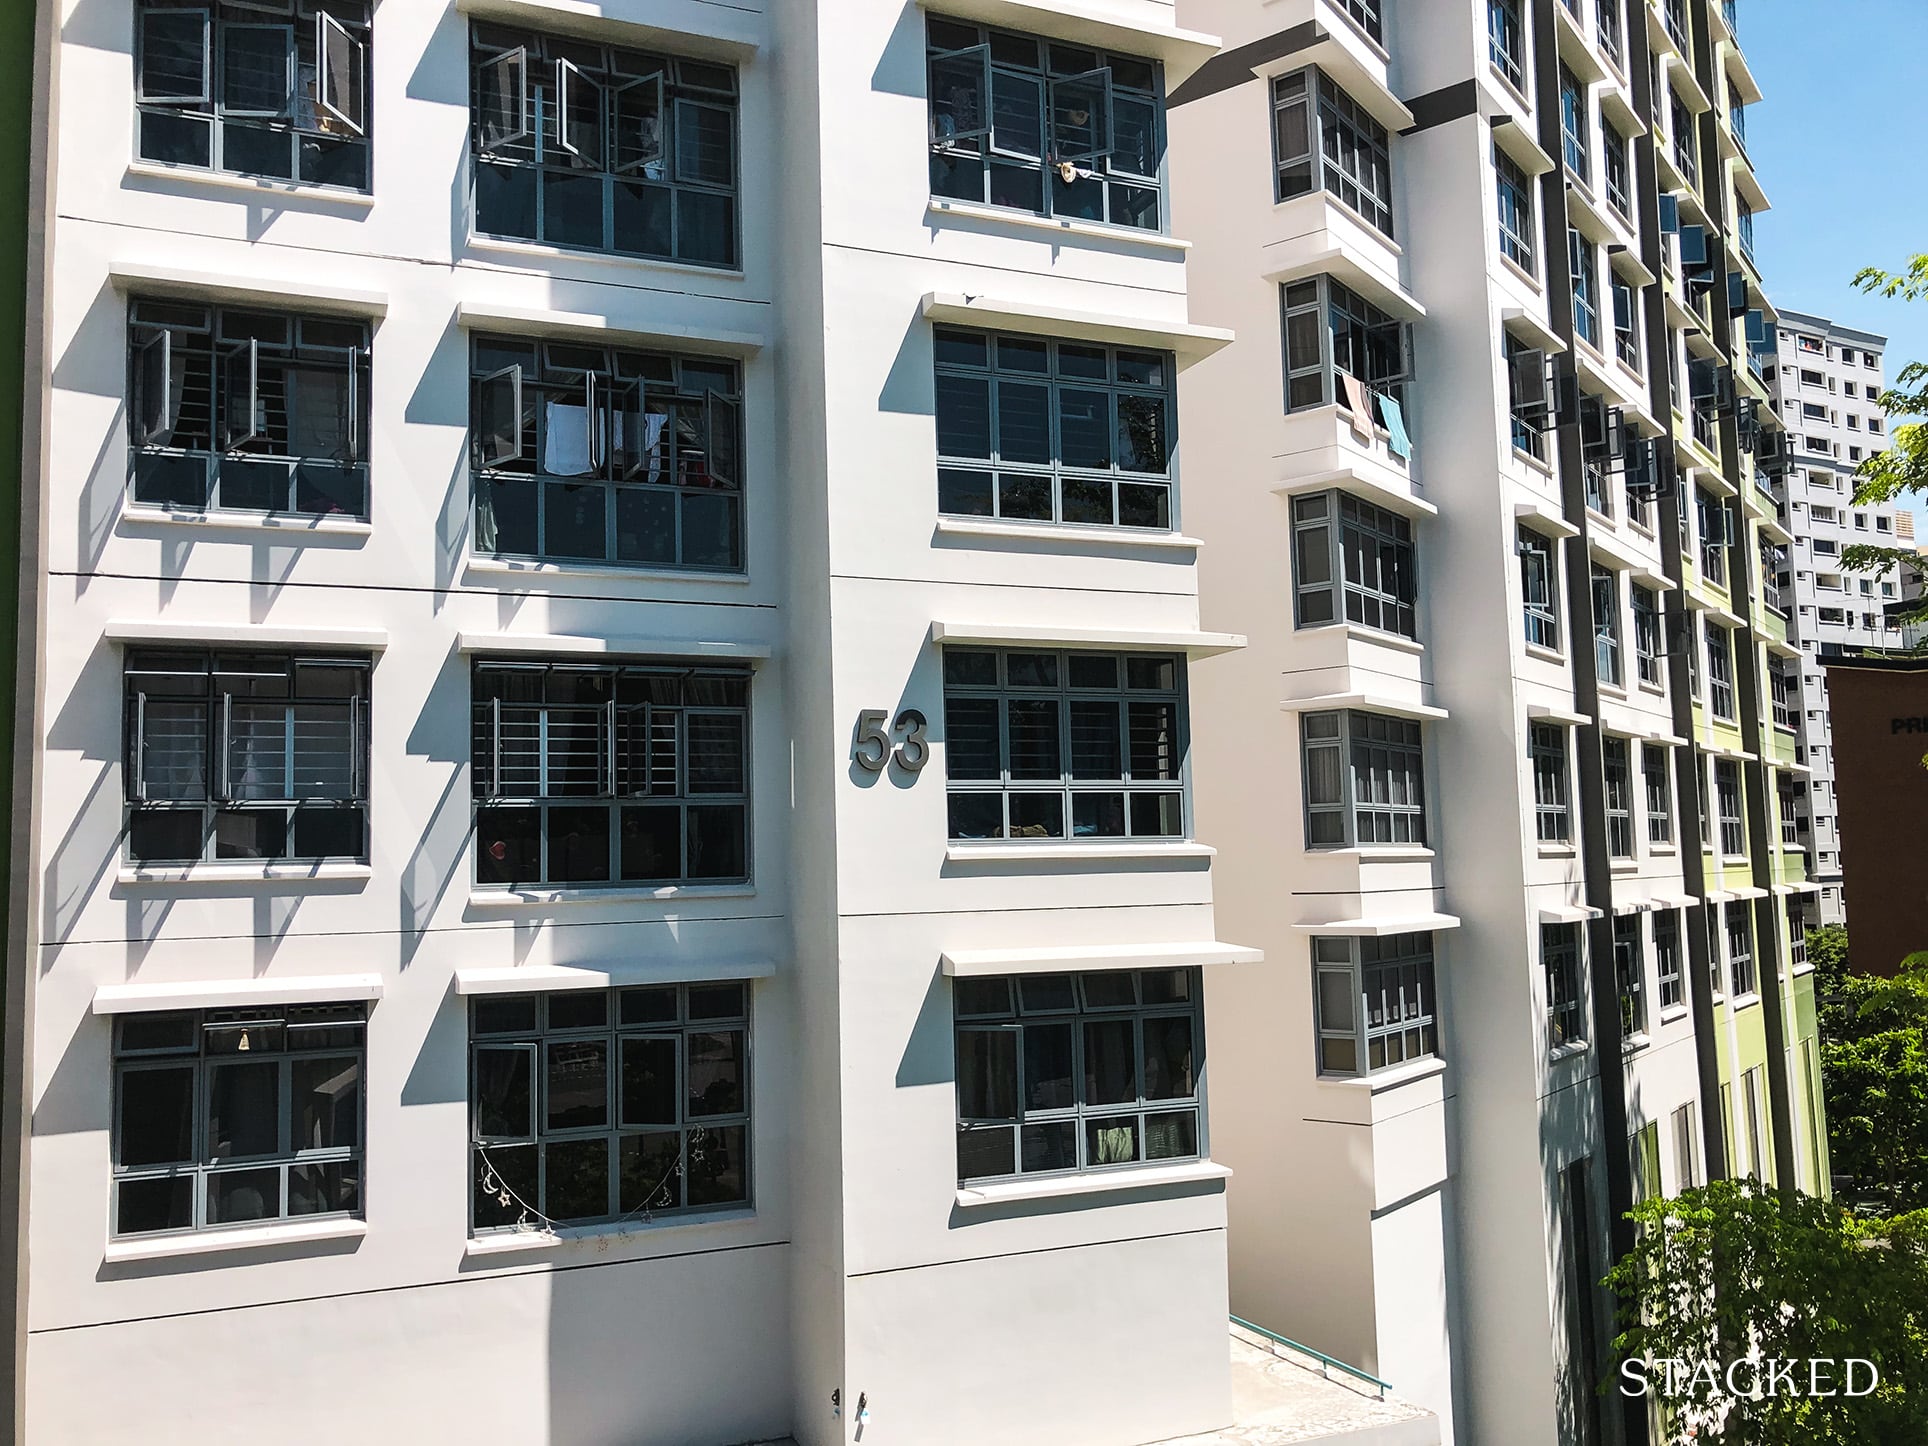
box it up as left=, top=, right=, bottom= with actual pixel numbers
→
left=1340, top=372, right=1374, bottom=441
left=1377, top=393, right=1412, bottom=461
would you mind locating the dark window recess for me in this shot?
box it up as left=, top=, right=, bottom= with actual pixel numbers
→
left=942, top=648, right=1185, bottom=843
left=954, top=968, right=1202, bottom=1184
left=128, top=299, right=369, bottom=517
left=1273, top=67, right=1394, bottom=237
left=136, top=0, right=372, bottom=190
left=1291, top=491, right=1417, bottom=639
left=470, top=983, right=751, bottom=1230
left=124, top=649, right=370, bottom=865
left=470, top=23, right=739, bottom=268
left=469, top=334, right=742, bottom=572
left=933, top=327, right=1174, bottom=530
left=926, top=18, right=1164, bottom=232
left=1302, top=709, right=1426, bottom=848
left=471, top=659, right=751, bottom=888
left=112, top=1003, right=366, bottom=1236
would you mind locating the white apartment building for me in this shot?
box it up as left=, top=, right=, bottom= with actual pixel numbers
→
left=0, top=2, right=1413, bottom=1443
left=1765, top=309, right=1898, bottom=926
left=1173, top=2, right=1825, bottom=1443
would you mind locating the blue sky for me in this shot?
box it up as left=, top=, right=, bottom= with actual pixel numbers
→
left=1746, top=0, right=1927, bottom=384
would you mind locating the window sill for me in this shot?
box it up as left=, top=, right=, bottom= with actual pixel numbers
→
left=1610, top=860, right=1639, bottom=873
left=1638, top=679, right=1668, bottom=699
left=103, top=1217, right=366, bottom=1264
left=1729, top=992, right=1761, bottom=1011
left=1499, top=253, right=1543, bottom=294
left=1650, top=844, right=1678, bottom=857
left=465, top=1208, right=757, bottom=1258
left=1537, top=844, right=1578, bottom=859
left=924, top=198, right=1190, bottom=252
left=118, top=862, right=372, bottom=886
left=1622, top=1032, right=1651, bottom=1054
left=1548, top=1040, right=1592, bottom=1063
left=122, top=503, right=373, bottom=536
left=468, top=883, right=757, bottom=908
left=1660, top=1004, right=1691, bottom=1024
left=1312, top=846, right=1435, bottom=863
left=1296, top=623, right=1425, bottom=656
left=463, top=233, right=747, bottom=283
left=944, top=841, right=1215, bottom=864
left=1319, top=1055, right=1448, bottom=1094
left=1524, top=642, right=1567, bottom=664
left=954, top=1159, right=1231, bottom=1209
left=124, top=160, right=375, bottom=207
left=1512, top=446, right=1555, bottom=478
left=932, top=516, right=1202, bottom=551
left=463, top=555, right=752, bottom=586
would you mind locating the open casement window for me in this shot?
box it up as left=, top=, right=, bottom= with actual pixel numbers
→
left=474, top=364, right=525, bottom=469
left=316, top=10, right=366, bottom=135
left=476, top=47, right=529, bottom=152
left=927, top=44, right=990, bottom=147
left=221, top=23, right=295, bottom=119
left=702, top=393, right=740, bottom=490
left=139, top=8, right=211, bottom=104
left=612, top=75, right=665, bottom=175
left=1049, top=68, right=1112, bottom=165
left=219, top=338, right=260, bottom=452
left=132, top=329, right=183, bottom=447
left=553, top=58, right=605, bottom=168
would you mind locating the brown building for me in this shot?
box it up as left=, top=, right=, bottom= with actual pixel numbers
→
left=1820, top=653, right=1928, bottom=974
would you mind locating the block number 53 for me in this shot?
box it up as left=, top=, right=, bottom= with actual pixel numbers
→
left=853, top=708, right=929, bottom=773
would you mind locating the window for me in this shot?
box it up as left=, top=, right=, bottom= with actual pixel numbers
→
left=1334, top=0, right=1383, bottom=41
left=127, top=299, right=369, bottom=517
left=1507, top=335, right=1549, bottom=460
left=136, top=0, right=371, bottom=189
left=469, top=334, right=742, bottom=571
left=1670, top=93, right=1697, bottom=187
left=1531, top=722, right=1571, bottom=844
left=471, top=659, right=750, bottom=887
left=1716, top=759, right=1744, bottom=856
left=1597, top=0, right=1624, bottom=65
left=1770, top=665, right=1795, bottom=729
left=934, top=328, right=1173, bottom=530
left=1673, top=1100, right=1700, bottom=1188
left=1570, top=229, right=1600, bottom=348
left=1560, top=65, right=1590, bottom=182
left=469, top=983, right=750, bottom=1230
left=1520, top=527, right=1560, bottom=650
left=1290, top=492, right=1416, bottom=638
left=1313, top=934, right=1437, bottom=1076
left=1593, top=564, right=1622, bottom=687
left=929, top=22, right=1164, bottom=231
left=1655, top=910, right=1683, bottom=1009
left=1614, top=913, right=1646, bottom=1036
left=954, top=969, right=1201, bottom=1183
left=944, top=649, right=1184, bottom=842
left=1273, top=69, right=1394, bottom=236
left=1612, top=276, right=1641, bottom=367
left=1603, top=118, right=1631, bottom=218
left=1697, top=489, right=1728, bottom=585
left=1490, top=0, right=1527, bottom=90
left=1788, top=902, right=1808, bottom=968
left=1302, top=710, right=1427, bottom=848
left=1869, top=416, right=1884, bottom=434
left=1604, top=736, right=1634, bottom=858
left=1726, top=903, right=1755, bottom=996
left=1779, top=774, right=1799, bottom=845
left=1281, top=278, right=1411, bottom=423
left=1706, top=623, right=1734, bottom=720
left=1544, top=923, right=1585, bottom=1049
left=470, top=24, right=739, bottom=267
left=123, top=649, right=368, bottom=866
left=112, top=1003, right=365, bottom=1236
left=1495, top=144, right=1536, bottom=272
left=1644, top=743, right=1673, bottom=844
left=1632, top=585, right=1662, bottom=686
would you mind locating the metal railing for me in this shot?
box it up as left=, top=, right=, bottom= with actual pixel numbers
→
left=1231, top=1315, right=1392, bottom=1398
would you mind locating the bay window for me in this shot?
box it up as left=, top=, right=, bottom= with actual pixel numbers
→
left=469, top=24, right=739, bottom=267
left=943, top=649, right=1185, bottom=843
left=471, top=659, right=751, bottom=887
left=136, top=0, right=371, bottom=189
left=954, top=969, right=1201, bottom=1183
left=1290, top=491, right=1416, bottom=639
left=469, top=334, right=742, bottom=572
left=124, top=649, right=369, bottom=865
left=1313, top=933, right=1438, bottom=1076
left=1281, top=278, right=1411, bottom=432
left=128, top=299, right=369, bottom=517
left=1302, top=710, right=1426, bottom=848
left=927, top=18, right=1164, bottom=232
left=1273, top=68, right=1394, bottom=237
left=934, top=328, right=1174, bottom=530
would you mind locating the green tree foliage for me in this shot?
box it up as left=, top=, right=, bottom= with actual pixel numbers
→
left=1607, top=1181, right=1928, bottom=1444
left=1844, top=258, right=1928, bottom=640
left=1820, top=945, right=1928, bottom=1215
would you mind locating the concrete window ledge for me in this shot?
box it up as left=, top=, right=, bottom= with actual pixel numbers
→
left=955, top=1160, right=1231, bottom=1209
left=944, top=841, right=1216, bottom=864
left=467, top=883, right=757, bottom=908
left=103, top=1218, right=366, bottom=1264
left=464, top=1208, right=758, bottom=1258
left=118, top=863, right=373, bottom=886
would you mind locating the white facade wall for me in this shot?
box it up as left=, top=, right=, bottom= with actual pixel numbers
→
left=21, top=1, right=1250, bottom=1442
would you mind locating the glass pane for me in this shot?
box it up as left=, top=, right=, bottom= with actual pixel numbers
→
left=474, top=1045, right=533, bottom=1138
left=1022, top=1023, right=1075, bottom=1109
left=1144, top=1111, right=1197, bottom=1161
left=686, top=1030, right=744, bottom=1117
left=118, top=1066, right=195, bottom=1167
left=956, top=1028, right=1018, bottom=1119
left=288, top=1160, right=359, bottom=1216
left=957, top=1124, right=1015, bottom=1181
left=1081, top=972, right=1136, bottom=1008
left=206, top=1167, right=281, bottom=1224
left=685, top=1123, right=747, bottom=1206
left=1058, top=389, right=1111, bottom=468
left=1142, top=1016, right=1195, bottom=1099
left=1006, top=792, right=1063, bottom=838
left=1086, top=1116, right=1139, bottom=1166
left=543, top=1137, right=611, bottom=1222
left=996, top=382, right=1051, bottom=464
left=1020, top=1121, right=1077, bottom=1173
left=1006, top=700, right=1061, bottom=780
left=1319, top=967, right=1358, bottom=1033
left=473, top=1141, right=538, bottom=1230
left=620, top=1036, right=677, bottom=1126
left=619, top=1130, right=683, bottom=1213
left=688, top=982, right=746, bottom=1020
left=291, top=1056, right=359, bottom=1152
left=546, top=1039, right=608, bottom=1130
left=117, top=1175, right=193, bottom=1235
left=207, top=1061, right=279, bottom=1158
left=1083, top=1019, right=1137, bottom=1105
